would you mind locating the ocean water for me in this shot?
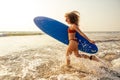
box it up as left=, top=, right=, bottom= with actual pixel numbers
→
left=88, top=32, right=120, bottom=60
left=0, top=32, right=120, bottom=80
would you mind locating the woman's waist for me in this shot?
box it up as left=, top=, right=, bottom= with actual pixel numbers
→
left=68, top=35, right=78, bottom=41
left=69, top=38, right=77, bottom=40
left=69, top=38, right=78, bottom=42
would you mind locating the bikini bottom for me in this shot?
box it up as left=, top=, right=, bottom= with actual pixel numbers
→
left=69, top=38, right=78, bottom=43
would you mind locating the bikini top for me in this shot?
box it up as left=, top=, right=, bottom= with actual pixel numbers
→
left=68, top=28, right=76, bottom=33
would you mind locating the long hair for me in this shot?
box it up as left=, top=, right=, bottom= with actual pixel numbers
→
left=65, top=11, right=80, bottom=26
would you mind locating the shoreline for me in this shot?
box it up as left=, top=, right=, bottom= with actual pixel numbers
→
left=0, top=31, right=42, bottom=37
left=0, top=31, right=120, bottom=36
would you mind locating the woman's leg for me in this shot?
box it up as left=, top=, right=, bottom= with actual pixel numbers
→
left=65, top=41, right=75, bottom=65
left=73, top=50, right=81, bottom=57
left=66, top=48, right=72, bottom=66
left=73, top=50, right=90, bottom=58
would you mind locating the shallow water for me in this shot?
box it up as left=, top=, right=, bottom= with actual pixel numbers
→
left=0, top=32, right=120, bottom=80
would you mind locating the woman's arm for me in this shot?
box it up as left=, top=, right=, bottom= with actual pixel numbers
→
left=73, top=25, right=95, bottom=43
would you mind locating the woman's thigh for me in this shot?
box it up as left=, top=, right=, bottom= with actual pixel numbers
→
left=68, top=40, right=78, bottom=51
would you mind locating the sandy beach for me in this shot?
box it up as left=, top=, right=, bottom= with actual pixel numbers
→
left=0, top=32, right=120, bottom=80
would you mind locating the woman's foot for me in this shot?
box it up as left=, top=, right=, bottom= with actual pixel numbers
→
left=89, top=55, right=100, bottom=62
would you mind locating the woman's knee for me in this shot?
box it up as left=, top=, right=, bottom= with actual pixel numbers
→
left=75, top=54, right=80, bottom=57
left=66, top=51, right=72, bottom=56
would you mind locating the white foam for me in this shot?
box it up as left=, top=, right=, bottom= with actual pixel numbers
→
left=111, top=58, right=120, bottom=70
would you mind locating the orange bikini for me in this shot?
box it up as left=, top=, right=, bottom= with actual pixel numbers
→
left=68, top=28, right=78, bottom=42
left=68, top=28, right=76, bottom=33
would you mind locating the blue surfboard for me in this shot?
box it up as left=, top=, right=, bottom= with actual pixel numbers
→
left=34, top=16, right=98, bottom=54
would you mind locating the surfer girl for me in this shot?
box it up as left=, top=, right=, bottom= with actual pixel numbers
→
left=65, top=11, right=99, bottom=66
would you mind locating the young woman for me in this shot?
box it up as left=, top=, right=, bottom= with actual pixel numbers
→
left=65, top=11, right=99, bottom=66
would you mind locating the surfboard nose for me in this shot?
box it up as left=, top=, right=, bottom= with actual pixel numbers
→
left=34, top=16, right=50, bottom=22
left=34, top=16, right=44, bottom=23
left=34, top=16, right=45, bottom=27
left=34, top=17, right=39, bottom=25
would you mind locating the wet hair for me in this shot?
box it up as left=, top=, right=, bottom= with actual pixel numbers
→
left=65, top=11, right=80, bottom=25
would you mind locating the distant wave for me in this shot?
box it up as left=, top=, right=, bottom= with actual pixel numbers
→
left=0, top=32, right=42, bottom=37
left=95, top=39, right=120, bottom=43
